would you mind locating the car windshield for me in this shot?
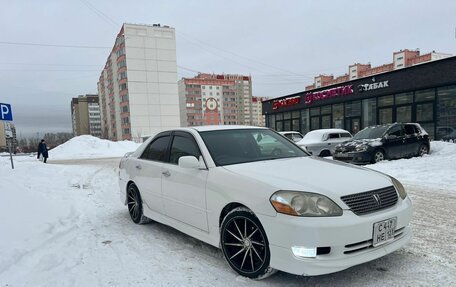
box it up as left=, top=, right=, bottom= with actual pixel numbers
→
left=353, top=126, right=389, bottom=140
left=200, top=129, right=308, bottom=166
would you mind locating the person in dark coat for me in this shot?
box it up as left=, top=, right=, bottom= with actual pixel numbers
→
left=37, top=139, right=49, bottom=163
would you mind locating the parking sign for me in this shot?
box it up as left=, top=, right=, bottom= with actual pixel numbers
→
left=0, top=103, right=13, bottom=121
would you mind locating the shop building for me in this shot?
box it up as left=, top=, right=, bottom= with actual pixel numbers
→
left=262, top=56, right=456, bottom=140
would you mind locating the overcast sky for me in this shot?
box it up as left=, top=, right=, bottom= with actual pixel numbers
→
left=1, top=0, right=455, bottom=137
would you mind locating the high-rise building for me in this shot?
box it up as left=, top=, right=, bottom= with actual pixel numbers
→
left=178, top=73, right=256, bottom=126
left=97, top=23, right=180, bottom=141
left=251, top=97, right=268, bottom=127
left=305, top=49, right=452, bottom=90
left=71, top=94, right=101, bottom=137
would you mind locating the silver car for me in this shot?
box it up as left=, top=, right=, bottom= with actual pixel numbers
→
left=296, top=129, right=352, bottom=157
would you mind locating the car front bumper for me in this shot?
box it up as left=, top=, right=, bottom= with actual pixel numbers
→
left=333, top=151, right=373, bottom=164
left=257, top=197, right=413, bottom=276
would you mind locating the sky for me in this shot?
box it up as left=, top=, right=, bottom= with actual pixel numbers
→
left=1, top=0, right=455, bottom=137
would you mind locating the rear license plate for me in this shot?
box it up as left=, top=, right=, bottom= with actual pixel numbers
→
left=372, top=217, right=397, bottom=247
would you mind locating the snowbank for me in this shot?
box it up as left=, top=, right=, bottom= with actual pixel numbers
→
left=49, top=135, right=141, bottom=160
left=366, top=141, right=456, bottom=191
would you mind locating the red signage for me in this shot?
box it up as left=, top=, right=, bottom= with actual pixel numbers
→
left=272, top=96, right=300, bottom=110
left=305, top=85, right=354, bottom=105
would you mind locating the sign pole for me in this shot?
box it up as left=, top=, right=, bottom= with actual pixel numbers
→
left=7, top=137, right=14, bottom=169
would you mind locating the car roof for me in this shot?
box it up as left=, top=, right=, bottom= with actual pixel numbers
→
left=306, top=129, right=350, bottom=135
left=279, top=131, right=302, bottom=134
left=188, top=125, right=268, bottom=132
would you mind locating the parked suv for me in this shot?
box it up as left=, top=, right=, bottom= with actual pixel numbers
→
left=295, top=129, right=352, bottom=157
left=333, top=123, right=430, bottom=164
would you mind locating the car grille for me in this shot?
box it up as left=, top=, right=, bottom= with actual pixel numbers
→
left=341, top=186, right=398, bottom=215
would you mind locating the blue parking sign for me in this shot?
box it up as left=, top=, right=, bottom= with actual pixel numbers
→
left=0, top=103, right=13, bottom=121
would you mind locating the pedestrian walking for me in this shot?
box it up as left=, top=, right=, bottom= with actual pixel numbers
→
left=37, top=139, right=49, bottom=163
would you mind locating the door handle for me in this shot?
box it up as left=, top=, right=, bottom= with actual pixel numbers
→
left=135, top=165, right=142, bottom=170
left=162, top=170, right=171, bottom=177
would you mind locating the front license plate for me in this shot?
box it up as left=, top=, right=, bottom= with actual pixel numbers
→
left=336, top=153, right=348, bottom=158
left=372, top=217, right=397, bottom=247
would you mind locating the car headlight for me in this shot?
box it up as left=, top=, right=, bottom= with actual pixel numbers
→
left=270, top=191, right=342, bottom=217
left=390, top=176, right=407, bottom=199
left=355, top=144, right=368, bottom=152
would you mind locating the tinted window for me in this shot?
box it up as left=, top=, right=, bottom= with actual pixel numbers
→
left=169, top=135, right=201, bottom=165
left=340, top=133, right=352, bottom=138
left=141, top=136, right=170, bottom=161
left=388, top=125, right=404, bottom=137
left=404, top=124, right=418, bottom=135
left=354, top=126, right=389, bottom=139
left=328, top=133, right=340, bottom=139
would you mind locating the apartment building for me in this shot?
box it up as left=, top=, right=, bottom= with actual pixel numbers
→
left=251, top=97, right=268, bottom=127
left=71, top=94, right=102, bottom=137
left=178, top=73, right=262, bottom=126
left=305, top=49, right=452, bottom=90
left=97, top=23, right=180, bottom=141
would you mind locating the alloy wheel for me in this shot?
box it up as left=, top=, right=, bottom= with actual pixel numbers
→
left=221, top=216, right=267, bottom=275
left=374, top=151, right=385, bottom=163
left=419, top=145, right=428, bottom=156
left=127, top=186, right=141, bottom=223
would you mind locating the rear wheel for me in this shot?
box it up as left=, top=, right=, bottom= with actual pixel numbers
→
left=127, top=184, right=151, bottom=224
left=220, top=207, right=275, bottom=279
left=418, top=144, right=429, bottom=156
left=372, top=150, right=385, bottom=163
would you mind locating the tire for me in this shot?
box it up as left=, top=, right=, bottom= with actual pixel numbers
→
left=319, top=150, right=331, bottom=157
left=418, top=144, right=429, bottom=157
left=220, top=207, right=275, bottom=279
left=372, top=149, right=385, bottom=163
left=127, top=184, right=151, bottom=224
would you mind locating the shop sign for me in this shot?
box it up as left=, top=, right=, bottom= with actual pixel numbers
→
left=304, top=85, right=353, bottom=105
left=272, top=96, right=300, bottom=110
left=358, top=80, right=389, bottom=92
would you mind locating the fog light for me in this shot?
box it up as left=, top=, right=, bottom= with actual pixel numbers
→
left=292, top=246, right=317, bottom=258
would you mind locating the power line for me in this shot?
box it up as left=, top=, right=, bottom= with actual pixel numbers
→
left=78, top=0, right=119, bottom=28
left=0, top=41, right=110, bottom=49
left=0, top=62, right=101, bottom=67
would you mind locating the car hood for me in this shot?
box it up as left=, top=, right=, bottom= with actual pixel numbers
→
left=222, top=156, right=393, bottom=200
left=336, top=138, right=383, bottom=151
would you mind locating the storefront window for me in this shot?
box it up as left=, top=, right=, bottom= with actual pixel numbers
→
left=310, top=107, right=320, bottom=116
left=415, top=89, right=435, bottom=102
left=416, top=103, right=433, bottom=122
left=362, top=98, right=377, bottom=127
left=276, top=113, right=283, bottom=121
left=437, top=85, right=456, bottom=141
left=379, top=108, right=393, bottom=124
left=396, top=106, right=412, bottom=123
left=283, top=120, right=291, bottom=131
left=301, top=109, right=310, bottom=134
left=268, top=114, right=276, bottom=130
left=283, top=112, right=291, bottom=120
left=292, top=119, right=300, bottom=131
left=311, top=117, right=320, bottom=130
left=378, top=95, right=394, bottom=107
left=321, top=115, right=331, bottom=129
left=332, top=104, right=344, bottom=129
left=395, top=92, right=413, bottom=105
left=321, top=105, right=331, bottom=115
left=345, top=101, right=361, bottom=117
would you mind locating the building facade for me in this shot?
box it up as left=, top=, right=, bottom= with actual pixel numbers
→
left=97, top=23, right=180, bottom=141
left=71, top=94, right=101, bottom=137
left=263, top=56, right=456, bottom=141
left=178, top=73, right=263, bottom=126
left=305, top=49, right=452, bottom=90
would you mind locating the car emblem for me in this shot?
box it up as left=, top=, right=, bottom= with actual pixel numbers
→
left=372, top=194, right=381, bottom=206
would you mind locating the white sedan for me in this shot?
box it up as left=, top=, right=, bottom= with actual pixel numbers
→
left=296, top=129, right=352, bottom=157
left=118, top=126, right=412, bottom=279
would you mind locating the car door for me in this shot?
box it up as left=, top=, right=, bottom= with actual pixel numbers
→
left=325, top=133, right=340, bottom=154
left=403, top=124, right=420, bottom=156
left=161, top=131, right=209, bottom=231
left=134, top=134, right=171, bottom=215
left=383, top=125, right=405, bottom=159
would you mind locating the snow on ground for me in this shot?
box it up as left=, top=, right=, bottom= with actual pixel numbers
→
left=49, top=135, right=141, bottom=160
left=0, top=140, right=455, bottom=286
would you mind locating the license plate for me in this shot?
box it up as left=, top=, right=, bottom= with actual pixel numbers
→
left=372, top=217, right=397, bottom=247
left=336, top=152, right=348, bottom=157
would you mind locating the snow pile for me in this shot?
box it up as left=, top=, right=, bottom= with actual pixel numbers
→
left=49, top=135, right=141, bottom=160
left=366, top=141, right=456, bottom=190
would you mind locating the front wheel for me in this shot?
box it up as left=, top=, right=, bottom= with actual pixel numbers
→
left=127, top=184, right=151, bottom=224
left=220, top=207, right=275, bottom=279
left=372, top=149, right=385, bottom=163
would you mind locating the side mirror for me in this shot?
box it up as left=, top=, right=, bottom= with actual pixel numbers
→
left=386, top=134, right=397, bottom=140
left=178, top=156, right=200, bottom=169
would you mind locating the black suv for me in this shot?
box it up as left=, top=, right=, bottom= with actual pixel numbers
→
left=333, top=123, right=430, bottom=164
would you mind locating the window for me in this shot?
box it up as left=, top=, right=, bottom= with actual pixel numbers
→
left=416, top=103, right=433, bottom=122
left=333, top=104, right=344, bottom=129
left=340, top=132, right=352, bottom=138
left=141, top=136, right=170, bottom=161
left=404, top=124, right=418, bottom=135
left=345, top=101, right=361, bottom=117
left=415, top=89, right=435, bottom=102
left=437, top=85, right=456, bottom=140
left=395, top=92, right=413, bottom=105
left=362, top=98, right=376, bottom=127
left=388, top=125, right=404, bottom=137
left=169, top=135, right=201, bottom=165
left=378, top=95, right=394, bottom=107
left=328, top=133, right=340, bottom=139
